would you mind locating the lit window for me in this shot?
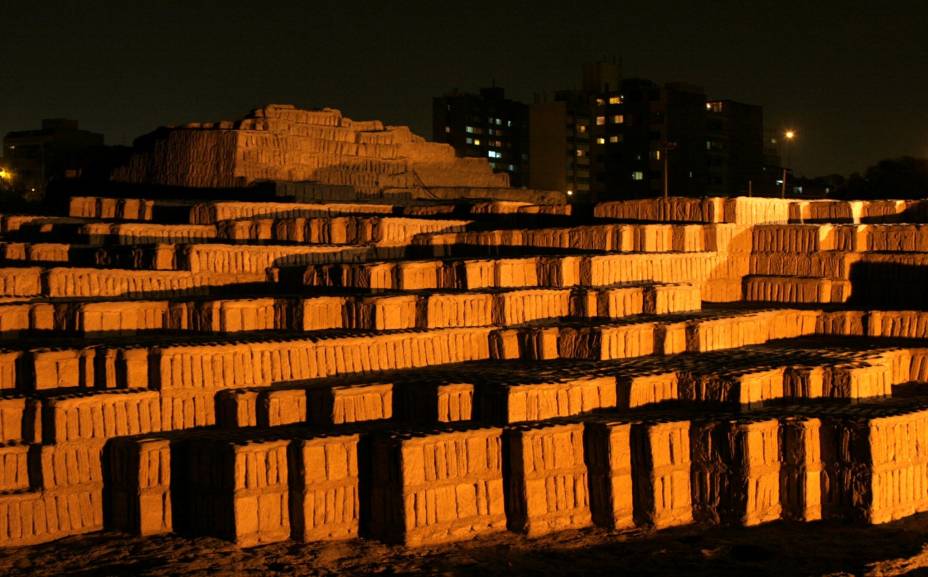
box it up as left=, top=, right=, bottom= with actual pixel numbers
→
left=496, top=118, right=502, bottom=125
left=577, top=125, right=588, bottom=134
left=596, top=137, right=605, bottom=144
left=595, top=98, right=605, bottom=106
left=595, top=116, right=605, bottom=126
left=508, top=164, right=516, bottom=171
left=444, top=126, right=450, bottom=134
left=466, top=137, right=473, bottom=144
left=488, top=150, right=502, bottom=159
left=632, top=171, right=644, bottom=181
left=465, top=126, right=474, bottom=134
left=507, top=120, right=512, bottom=127
left=608, top=96, right=621, bottom=104
left=653, top=150, right=661, bottom=160
left=473, top=139, right=481, bottom=146
left=707, top=101, right=723, bottom=113
left=609, top=135, right=620, bottom=143
left=611, top=114, right=624, bottom=124
left=576, top=149, right=584, bottom=157
left=706, top=141, right=712, bottom=150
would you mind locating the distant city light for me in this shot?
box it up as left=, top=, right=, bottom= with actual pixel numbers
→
left=785, top=129, right=796, bottom=140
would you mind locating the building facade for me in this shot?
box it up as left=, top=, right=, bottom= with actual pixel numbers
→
left=2, top=119, right=104, bottom=200
left=706, top=99, right=764, bottom=197
left=432, top=87, right=529, bottom=187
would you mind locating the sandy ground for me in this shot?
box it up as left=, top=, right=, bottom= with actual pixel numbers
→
left=5, top=515, right=928, bottom=577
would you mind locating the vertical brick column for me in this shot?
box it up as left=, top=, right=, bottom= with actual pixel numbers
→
left=506, top=422, right=592, bottom=536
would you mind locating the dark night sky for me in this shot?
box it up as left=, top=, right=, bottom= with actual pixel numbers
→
left=2, top=1, right=926, bottom=177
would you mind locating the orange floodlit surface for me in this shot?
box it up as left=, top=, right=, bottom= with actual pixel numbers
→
left=2, top=105, right=928, bottom=576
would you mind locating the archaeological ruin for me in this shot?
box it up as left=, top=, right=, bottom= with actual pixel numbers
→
left=2, top=104, right=928, bottom=551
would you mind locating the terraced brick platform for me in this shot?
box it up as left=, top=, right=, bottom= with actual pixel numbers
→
left=2, top=192, right=928, bottom=551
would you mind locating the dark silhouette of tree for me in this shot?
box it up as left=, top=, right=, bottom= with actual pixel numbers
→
left=831, top=157, right=928, bottom=199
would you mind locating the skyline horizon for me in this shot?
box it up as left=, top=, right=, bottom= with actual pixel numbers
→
left=3, top=1, right=926, bottom=179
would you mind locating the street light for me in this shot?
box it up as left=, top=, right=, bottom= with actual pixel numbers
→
left=781, top=129, right=796, bottom=198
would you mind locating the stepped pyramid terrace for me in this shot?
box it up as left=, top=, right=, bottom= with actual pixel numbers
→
left=2, top=105, right=928, bottom=575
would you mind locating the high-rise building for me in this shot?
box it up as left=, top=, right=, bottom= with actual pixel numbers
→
left=599, top=79, right=708, bottom=200
left=529, top=62, right=621, bottom=202
left=432, top=87, right=529, bottom=186
left=705, top=99, right=764, bottom=196
left=528, top=92, right=594, bottom=200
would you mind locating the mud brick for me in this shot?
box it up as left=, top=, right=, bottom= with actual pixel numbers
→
left=657, top=322, right=688, bottom=355
left=489, top=329, right=521, bottom=360
left=309, top=383, right=393, bottom=425
left=0, top=486, right=103, bottom=547
left=213, top=299, right=278, bottom=332
left=784, top=366, right=825, bottom=398
left=460, top=259, right=496, bottom=289
left=117, top=348, right=149, bottom=389
left=631, top=420, right=692, bottom=529
left=585, top=421, right=634, bottom=530
left=0, top=397, right=40, bottom=443
left=780, top=417, right=822, bottom=521
left=370, top=428, right=506, bottom=545
left=104, top=437, right=172, bottom=535
left=30, top=348, right=95, bottom=390
left=216, top=389, right=259, bottom=429
left=560, top=322, right=655, bottom=361
left=396, top=261, right=442, bottom=290
left=865, top=409, right=928, bottom=524
left=258, top=389, right=307, bottom=427
left=617, top=371, right=678, bottom=408
left=0, top=444, right=29, bottom=491
left=44, top=390, right=162, bottom=443
left=175, top=438, right=290, bottom=547
left=495, top=258, right=539, bottom=288
left=495, top=289, right=570, bottom=325
left=31, top=441, right=104, bottom=490
left=594, top=286, right=645, bottom=318
left=646, top=283, right=701, bottom=315
left=397, top=382, right=473, bottom=424
left=421, top=292, right=494, bottom=329
left=0, top=303, right=31, bottom=333
left=0, top=267, right=42, bottom=298
left=679, top=367, right=784, bottom=405
left=77, top=301, right=169, bottom=333
left=352, top=295, right=418, bottom=330
left=824, top=363, right=893, bottom=399
left=817, top=310, right=867, bottom=336
left=289, top=434, right=360, bottom=541
left=159, top=389, right=215, bottom=431
left=868, top=311, right=928, bottom=339
left=301, top=296, right=347, bottom=330
left=482, top=376, right=616, bottom=424
left=0, top=351, right=20, bottom=391
left=506, top=422, right=591, bottom=536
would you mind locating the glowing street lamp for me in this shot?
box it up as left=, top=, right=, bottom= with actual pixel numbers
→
left=781, top=129, right=796, bottom=198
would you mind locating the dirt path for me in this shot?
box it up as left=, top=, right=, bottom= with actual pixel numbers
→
left=5, top=514, right=928, bottom=577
